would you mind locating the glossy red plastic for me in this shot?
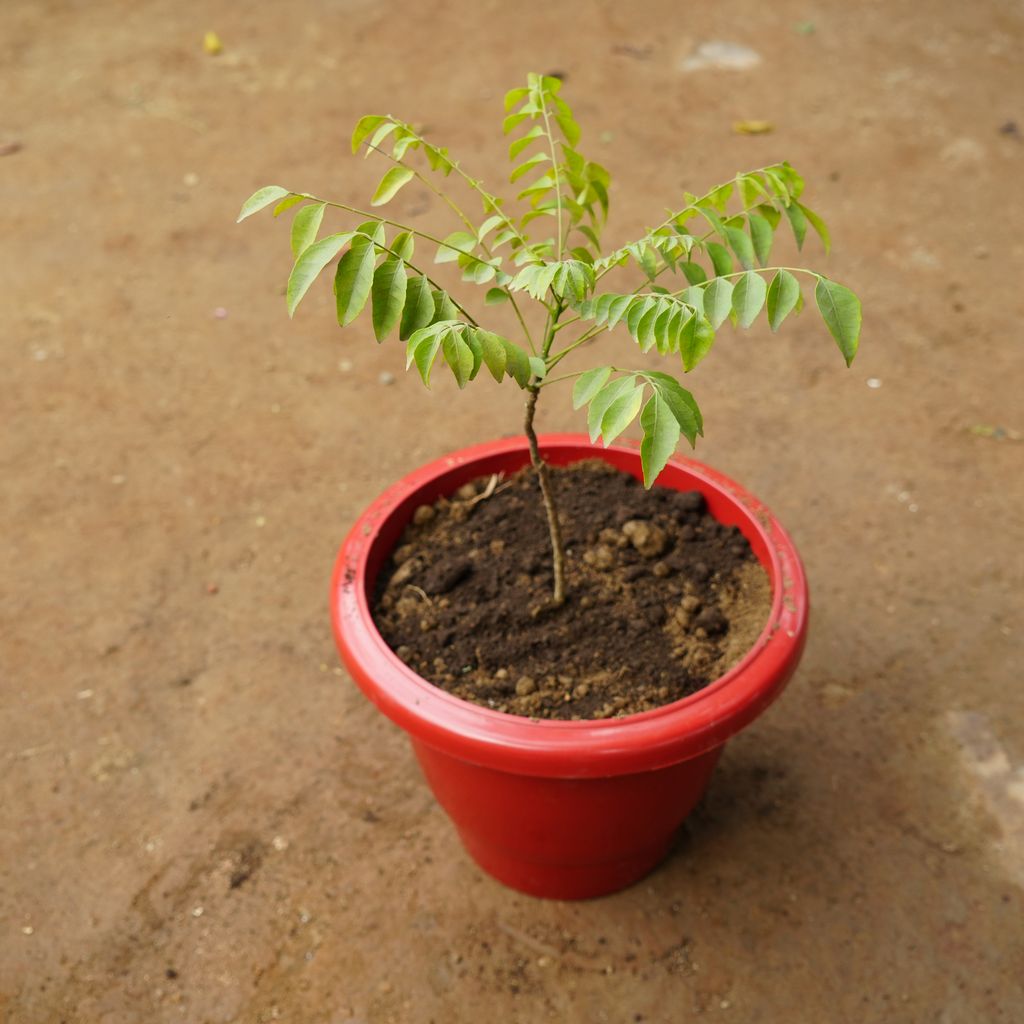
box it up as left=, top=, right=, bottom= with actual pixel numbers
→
left=331, top=436, right=808, bottom=899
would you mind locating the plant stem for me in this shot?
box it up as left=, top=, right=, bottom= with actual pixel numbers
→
left=537, top=92, right=564, bottom=261
left=523, top=385, right=566, bottom=607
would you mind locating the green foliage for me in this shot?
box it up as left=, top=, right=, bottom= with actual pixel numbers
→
left=238, top=74, right=862, bottom=493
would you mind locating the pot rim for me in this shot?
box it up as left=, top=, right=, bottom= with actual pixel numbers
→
left=331, top=435, right=808, bottom=777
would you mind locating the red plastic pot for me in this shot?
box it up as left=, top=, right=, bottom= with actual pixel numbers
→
left=331, top=435, right=808, bottom=900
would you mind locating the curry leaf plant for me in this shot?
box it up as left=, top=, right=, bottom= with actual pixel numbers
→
left=239, top=74, right=861, bottom=607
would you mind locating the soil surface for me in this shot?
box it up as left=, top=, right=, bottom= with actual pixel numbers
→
left=4, top=1, right=1024, bottom=1022
left=373, top=462, right=770, bottom=719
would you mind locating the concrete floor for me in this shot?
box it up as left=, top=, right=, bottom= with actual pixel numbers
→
left=3, top=0, right=1022, bottom=1020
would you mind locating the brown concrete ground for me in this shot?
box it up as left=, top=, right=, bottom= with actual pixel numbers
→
left=3, top=1, right=1023, bottom=1021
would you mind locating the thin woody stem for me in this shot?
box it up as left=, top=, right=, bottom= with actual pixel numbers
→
left=523, top=386, right=566, bottom=607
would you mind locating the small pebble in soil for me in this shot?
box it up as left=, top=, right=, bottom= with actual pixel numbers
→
left=622, top=518, right=668, bottom=557
left=583, top=545, right=615, bottom=570
left=515, top=676, right=537, bottom=696
left=412, top=505, right=435, bottom=526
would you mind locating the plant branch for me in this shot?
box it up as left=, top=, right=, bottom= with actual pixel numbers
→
left=537, top=368, right=588, bottom=388
left=536, top=92, right=564, bottom=262
left=524, top=386, right=565, bottom=606
left=293, top=192, right=490, bottom=323
left=592, top=165, right=789, bottom=284
left=545, top=325, right=605, bottom=371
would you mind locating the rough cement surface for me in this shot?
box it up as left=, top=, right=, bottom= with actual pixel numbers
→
left=3, top=1, right=1023, bottom=1020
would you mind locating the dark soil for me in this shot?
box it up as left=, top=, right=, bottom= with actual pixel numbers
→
left=372, top=461, right=771, bottom=719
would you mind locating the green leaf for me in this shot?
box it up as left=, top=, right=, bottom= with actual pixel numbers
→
left=508, top=125, right=544, bottom=160
left=461, top=258, right=496, bottom=285
left=706, top=182, right=734, bottom=213
left=814, top=277, right=861, bottom=366
left=738, top=173, right=769, bottom=208
left=702, top=277, right=734, bottom=330
left=784, top=202, right=808, bottom=249
left=351, top=115, right=387, bottom=153
left=725, top=226, right=756, bottom=271
left=766, top=270, right=801, bottom=331
left=477, top=215, right=505, bottom=241
left=273, top=194, right=305, bottom=217
left=587, top=377, right=635, bottom=443
left=400, top=274, right=434, bottom=340
left=366, top=121, right=400, bottom=154
left=474, top=329, right=508, bottom=382
left=639, top=394, right=682, bottom=487
left=333, top=235, right=377, bottom=326
left=635, top=302, right=661, bottom=353
left=639, top=244, right=659, bottom=281
left=556, top=111, right=581, bottom=146
left=484, top=287, right=509, bottom=305
left=435, top=231, right=477, bottom=264
left=511, top=262, right=558, bottom=300
left=502, top=338, right=532, bottom=387
left=392, top=132, right=418, bottom=160
left=678, top=314, right=715, bottom=372
left=572, top=366, right=612, bottom=410
left=605, top=294, right=634, bottom=329
left=504, top=86, right=530, bottom=111
left=290, top=202, right=325, bottom=257
left=371, top=257, right=407, bottom=341
left=503, top=111, right=529, bottom=135
left=442, top=328, right=474, bottom=388
left=706, top=242, right=734, bottom=278
left=517, top=172, right=557, bottom=200
left=600, top=385, right=644, bottom=445
left=680, top=261, right=708, bottom=286
left=407, top=325, right=445, bottom=386
left=647, top=371, right=703, bottom=443
left=391, top=231, right=415, bottom=261
left=371, top=167, right=414, bottom=207
left=732, top=271, right=768, bottom=328
left=748, top=214, right=773, bottom=266
left=528, top=356, right=547, bottom=382
left=432, top=290, right=460, bottom=322
left=509, top=153, right=549, bottom=183
left=651, top=302, right=677, bottom=355
left=355, top=220, right=386, bottom=246
left=626, top=297, right=656, bottom=340
left=285, top=232, right=353, bottom=316
left=798, top=203, right=831, bottom=253
left=237, top=185, right=289, bottom=222
left=461, top=328, right=484, bottom=381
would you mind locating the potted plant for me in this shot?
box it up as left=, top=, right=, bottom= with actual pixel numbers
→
left=239, top=73, right=861, bottom=899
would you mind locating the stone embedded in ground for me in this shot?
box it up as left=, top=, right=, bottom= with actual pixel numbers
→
left=680, top=41, right=762, bottom=72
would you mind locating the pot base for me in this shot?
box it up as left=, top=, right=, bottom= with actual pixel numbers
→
left=412, top=736, right=722, bottom=900
left=458, top=830, right=673, bottom=901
